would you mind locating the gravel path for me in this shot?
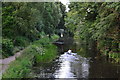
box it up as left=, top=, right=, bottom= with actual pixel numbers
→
left=0, top=50, right=23, bottom=75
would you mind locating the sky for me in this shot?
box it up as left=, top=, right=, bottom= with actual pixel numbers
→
left=59, top=0, right=70, bottom=12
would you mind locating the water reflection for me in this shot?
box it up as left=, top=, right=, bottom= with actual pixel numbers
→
left=54, top=52, right=90, bottom=78
left=32, top=50, right=120, bottom=78
left=31, top=38, right=120, bottom=78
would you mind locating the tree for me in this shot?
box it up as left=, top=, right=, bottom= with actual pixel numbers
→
left=65, top=2, right=120, bottom=62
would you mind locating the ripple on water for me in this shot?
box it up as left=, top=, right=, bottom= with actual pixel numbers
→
left=32, top=51, right=120, bottom=78
left=54, top=52, right=89, bottom=78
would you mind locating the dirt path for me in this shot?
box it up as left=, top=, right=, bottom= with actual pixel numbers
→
left=0, top=50, right=23, bottom=75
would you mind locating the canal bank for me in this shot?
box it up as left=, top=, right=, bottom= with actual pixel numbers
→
left=2, top=37, right=120, bottom=78
left=2, top=36, right=59, bottom=78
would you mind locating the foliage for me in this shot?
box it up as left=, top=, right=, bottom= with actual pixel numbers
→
left=14, top=36, right=30, bottom=47
left=12, top=46, right=24, bottom=54
left=2, top=2, right=65, bottom=58
left=2, top=55, right=33, bottom=78
left=33, top=36, right=50, bottom=46
left=34, top=43, right=57, bottom=63
left=2, top=38, right=14, bottom=58
left=2, top=2, right=63, bottom=40
left=2, top=2, right=63, bottom=78
left=51, top=34, right=60, bottom=41
left=66, top=2, right=120, bottom=62
left=3, top=37, right=58, bottom=78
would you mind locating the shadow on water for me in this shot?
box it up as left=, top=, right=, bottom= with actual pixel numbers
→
left=31, top=37, right=120, bottom=78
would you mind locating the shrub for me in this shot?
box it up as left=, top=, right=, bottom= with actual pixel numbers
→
left=33, top=37, right=50, bottom=46
left=12, top=46, right=24, bottom=53
left=23, top=38, right=57, bottom=63
left=23, top=44, right=44, bottom=56
left=2, top=38, right=14, bottom=57
left=14, top=36, right=30, bottom=47
left=51, top=34, right=59, bottom=41
left=39, top=31, right=46, bottom=38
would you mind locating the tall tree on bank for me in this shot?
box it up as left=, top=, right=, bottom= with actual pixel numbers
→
left=2, top=2, right=65, bottom=40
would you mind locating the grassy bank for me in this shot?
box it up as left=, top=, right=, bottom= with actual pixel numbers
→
left=2, top=35, right=59, bottom=78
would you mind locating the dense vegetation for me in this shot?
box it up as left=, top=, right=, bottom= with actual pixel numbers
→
left=2, top=2, right=64, bottom=78
left=1, top=2, right=120, bottom=78
left=3, top=36, right=58, bottom=78
left=2, top=2, right=65, bottom=58
left=65, top=2, right=120, bottom=63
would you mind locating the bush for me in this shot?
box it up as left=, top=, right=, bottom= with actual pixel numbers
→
left=23, top=38, right=57, bottom=63
left=33, top=34, right=59, bottom=46
left=23, top=44, right=44, bottom=56
left=51, top=34, right=59, bottom=41
left=39, top=31, right=46, bottom=38
left=33, top=37, right=50, bottom=46
left=2, top=38, right=14, bottom=57
left=14, top=36, right=30, bottom=47
left=12, top=46, right=24, bottom=53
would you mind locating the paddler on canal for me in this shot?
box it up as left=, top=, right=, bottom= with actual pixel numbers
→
left=67, top=49, right=72, bottom=54
left=66, top=49, right=77, bottom=56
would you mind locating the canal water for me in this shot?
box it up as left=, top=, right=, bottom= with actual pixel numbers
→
left=31, top=38, right=120, bottom=79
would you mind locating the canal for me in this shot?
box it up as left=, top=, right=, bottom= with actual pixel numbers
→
left=30, top=37, right=120, bottom=78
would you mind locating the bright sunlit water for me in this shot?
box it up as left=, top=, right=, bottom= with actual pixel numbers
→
left=54, top=52, right=89, bottom=78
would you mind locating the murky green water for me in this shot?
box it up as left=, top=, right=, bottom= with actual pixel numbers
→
left=31, top=38, right=120, bottom=78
